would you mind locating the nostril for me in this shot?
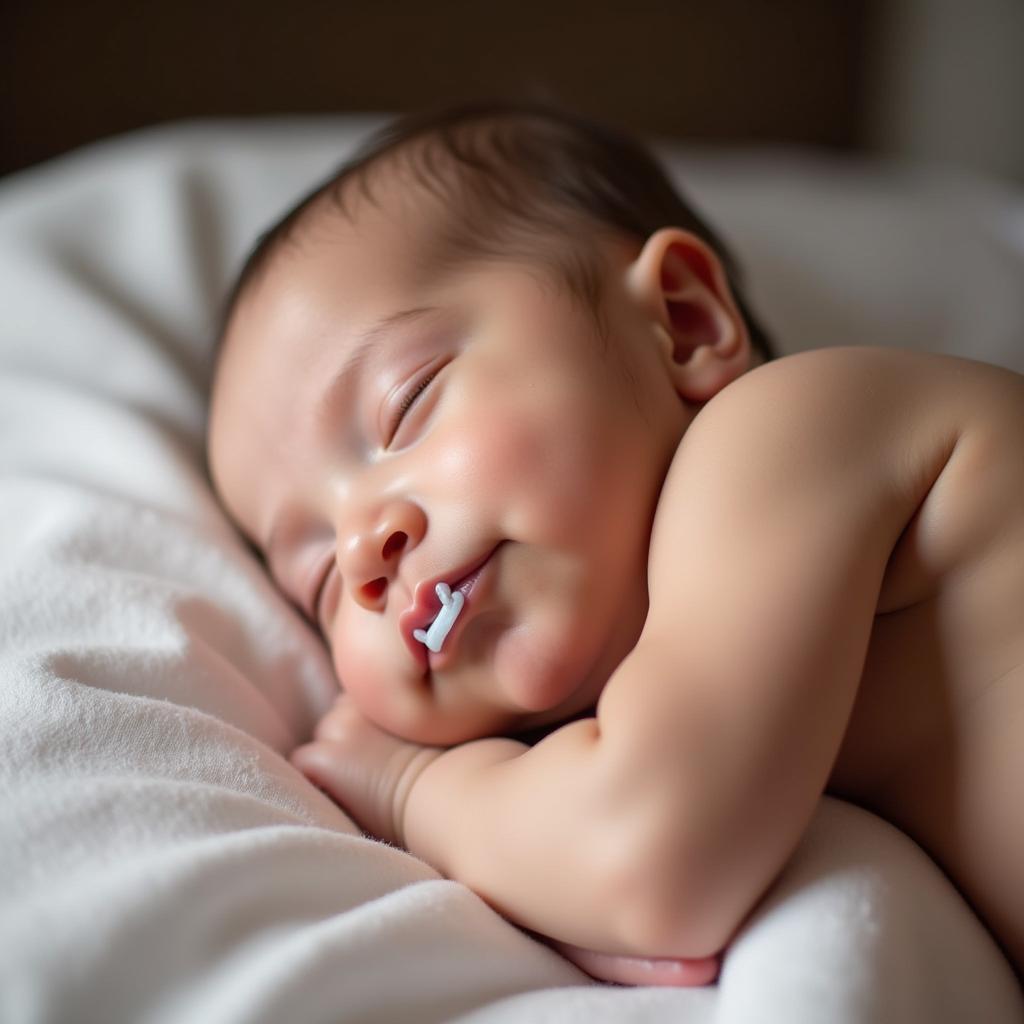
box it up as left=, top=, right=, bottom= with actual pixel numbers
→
left=381, top=531, right=407, bottom=560
left=362, top=577, right=387, bottom=603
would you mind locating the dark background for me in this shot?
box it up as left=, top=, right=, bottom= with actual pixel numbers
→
left=1, top=1, right=1021, bottom=182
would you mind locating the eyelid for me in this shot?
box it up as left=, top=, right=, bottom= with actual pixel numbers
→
left=385, top=358, right=448, bottom=448
left=310, top=556, right=336, bottom=626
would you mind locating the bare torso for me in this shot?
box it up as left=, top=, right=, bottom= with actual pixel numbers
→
left=824, top=349, right=1024, bottom=976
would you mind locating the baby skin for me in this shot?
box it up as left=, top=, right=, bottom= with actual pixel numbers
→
left=208, top=178, right=1024, bottom=986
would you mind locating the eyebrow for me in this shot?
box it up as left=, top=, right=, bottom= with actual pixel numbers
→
left=313, top=305, right=441, bottom=426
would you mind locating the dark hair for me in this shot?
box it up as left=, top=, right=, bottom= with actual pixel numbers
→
left=216, top=99, right=774, bottom=361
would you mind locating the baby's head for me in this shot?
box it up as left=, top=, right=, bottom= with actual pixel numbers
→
left=208, top=100, right=772, bottom=744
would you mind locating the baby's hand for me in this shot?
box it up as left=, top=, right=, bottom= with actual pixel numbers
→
left=543, top=938, right=720, bottom=988
left=290, top=693, right=442, bottom=847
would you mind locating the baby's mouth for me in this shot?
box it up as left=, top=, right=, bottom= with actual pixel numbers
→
left=400, top=544, right=501, bottom=670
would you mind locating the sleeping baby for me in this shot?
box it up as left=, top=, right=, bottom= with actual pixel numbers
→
left=206, top=101, right=1024, bottom=988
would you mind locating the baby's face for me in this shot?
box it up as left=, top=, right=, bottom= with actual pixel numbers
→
left=208, top=181, right=690, bottom=744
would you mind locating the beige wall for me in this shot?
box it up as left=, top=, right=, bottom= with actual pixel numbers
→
left=1, top=1, right=870, bottom=178
left=866, top=0, right=1024, bottom=182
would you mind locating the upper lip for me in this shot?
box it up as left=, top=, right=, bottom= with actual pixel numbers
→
left=399, top=546, right=498, bottom=670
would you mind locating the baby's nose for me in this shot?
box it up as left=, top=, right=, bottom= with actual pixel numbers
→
left=339, top=501, right=425, bottom=610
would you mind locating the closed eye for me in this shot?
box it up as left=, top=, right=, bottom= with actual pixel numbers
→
left=312, top=560, right=336, bottom=629
left=388, top=364, right=445, bottom=448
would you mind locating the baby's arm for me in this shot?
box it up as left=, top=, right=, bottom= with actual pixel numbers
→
left=301, top=350, right=915, bottom=960
left=293, top=697, right=720, bottom=986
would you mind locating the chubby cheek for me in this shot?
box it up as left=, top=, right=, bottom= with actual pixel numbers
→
left=487, top=521, right=651, bottom=721
left=490, top=583, right=611, bottom=715
left=442, top=395, right=607, bottom=542
left=492, top=619, right=584, bottom=712
left=329, top=619, right=412, bottom=732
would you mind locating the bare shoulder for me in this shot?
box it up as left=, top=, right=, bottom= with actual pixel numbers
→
left=640, top=348, right=931, bottom=644
left=733, top=344, right=1018, bottom=421
left=655, top=347, right=943, bottom=553
left=672, top=345, right=1023, bottom=514
left=689, top=345, right=1022, bottom=448
left=648, top=344, right=1024, bottom=617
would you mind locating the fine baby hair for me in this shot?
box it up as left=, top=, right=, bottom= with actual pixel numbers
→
left=215, top=99, right=775, bottom=365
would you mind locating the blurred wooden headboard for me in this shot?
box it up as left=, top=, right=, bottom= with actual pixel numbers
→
left=1, top=0, right=873, bottom=178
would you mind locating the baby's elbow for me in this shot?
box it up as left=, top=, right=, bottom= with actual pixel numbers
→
left=611, top=877, right=737, bottom=961
left=604, top=825, right=750, bottom=959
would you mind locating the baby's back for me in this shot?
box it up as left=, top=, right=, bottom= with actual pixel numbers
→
left=799, top=347, right=1024, bottom=977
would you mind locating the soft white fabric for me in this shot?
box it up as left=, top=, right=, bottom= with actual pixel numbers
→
left=1, top=117, right=1022, bottom=1024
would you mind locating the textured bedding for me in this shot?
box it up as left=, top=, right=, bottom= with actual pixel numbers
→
left=1, top=117, right=1022, bottom=1024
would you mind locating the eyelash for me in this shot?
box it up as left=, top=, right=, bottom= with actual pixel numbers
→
left=392, top=370, right=438, bottom=436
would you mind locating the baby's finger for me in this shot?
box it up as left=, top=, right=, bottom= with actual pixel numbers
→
left=547, top=938, right=720, bottom=988
left=290, top=740, right=362, bottom=812
left=291, top=739, right=392, bottom=840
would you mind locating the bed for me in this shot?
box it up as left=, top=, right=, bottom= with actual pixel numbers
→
left=1, top=115, right=1022, bottom=1023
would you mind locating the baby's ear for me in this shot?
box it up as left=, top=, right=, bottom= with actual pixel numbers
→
left=627, top=228, right=752, bottom=402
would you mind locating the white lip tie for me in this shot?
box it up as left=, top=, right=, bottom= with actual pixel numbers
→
left=413, top=582, right=465, bottom=653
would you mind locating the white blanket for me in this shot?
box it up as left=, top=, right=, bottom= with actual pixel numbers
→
left=1, top=117, right=1022, bottom=1023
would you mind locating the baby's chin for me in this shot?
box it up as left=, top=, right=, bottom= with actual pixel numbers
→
left=394, top=673, right=605, bottom=747
left=352, top=686, right=524, bottom=746
left=346, top=595, right=631, bottom=746
left=362, top=683, right=590, bottom=746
